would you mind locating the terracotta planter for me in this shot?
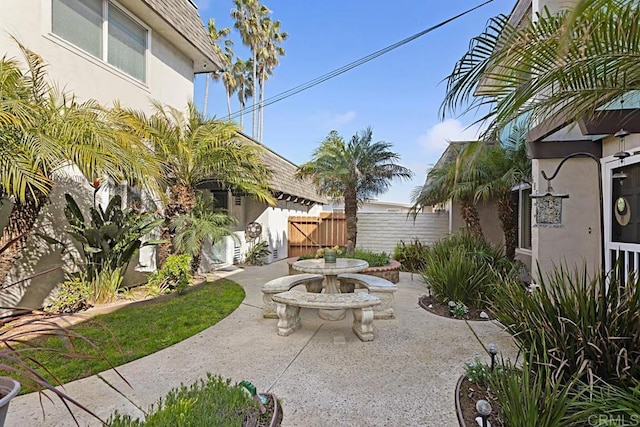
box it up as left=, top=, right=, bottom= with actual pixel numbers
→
left=0, top=377, right=20, bottom=426
left=287, top=258, right=401, bottom=283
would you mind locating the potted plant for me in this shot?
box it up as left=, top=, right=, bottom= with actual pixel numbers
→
left=0, top=377, right=20, bottom=425
left=315, top=246, right=342, bottom=263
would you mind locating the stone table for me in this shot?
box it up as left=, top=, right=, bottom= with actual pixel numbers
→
left=292, top=258, right=369, bottom=320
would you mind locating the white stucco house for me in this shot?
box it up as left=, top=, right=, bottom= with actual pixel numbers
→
left=0, top=0, right=325, bottom=310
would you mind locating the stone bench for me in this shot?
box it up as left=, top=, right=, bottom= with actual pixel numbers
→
left=272, top=290, right=381, bottom=342
left=261, top=274, right=324, bottom=319
left=337, top=273, right=398, bottom=319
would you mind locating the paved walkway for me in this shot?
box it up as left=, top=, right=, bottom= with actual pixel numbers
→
left=6, top=260, right=516, bottom=427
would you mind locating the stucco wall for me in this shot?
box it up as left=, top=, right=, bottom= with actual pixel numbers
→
left=201, top=200, right=324, bottom=267
left=531, top=157, right=601, bottom=279
left=0, top=0, right=194, bottom=113
left=0, top=0, right=196, bottom=309
left=450, top=198, right=504, bottom=248
left=355, top=212, right=450, bottom=254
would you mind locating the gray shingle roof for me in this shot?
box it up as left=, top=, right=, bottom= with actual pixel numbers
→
left=235, top=132, right=327, bottom=204
left=140, top=0, right=221, bottom=71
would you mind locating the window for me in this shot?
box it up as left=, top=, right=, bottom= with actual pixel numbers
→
left=52, top=0, right=147, bottom=82
left=519, top=187, right=532, bottom=250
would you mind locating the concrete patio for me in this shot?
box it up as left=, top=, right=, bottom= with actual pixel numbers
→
left=6, top=259, right=516, bottom=427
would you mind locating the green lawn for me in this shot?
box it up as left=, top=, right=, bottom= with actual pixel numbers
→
left=21, top=279, right=244, bottom=389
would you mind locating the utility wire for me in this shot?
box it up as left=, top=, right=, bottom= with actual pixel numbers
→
left=227, top=0, right=494, bottom=122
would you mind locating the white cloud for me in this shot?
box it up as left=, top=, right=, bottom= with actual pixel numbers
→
left=417, top=119, right=482, bottom=164
left=312, top=110, right=357, bottom=128
left=330, top=111, right=356, bottom=126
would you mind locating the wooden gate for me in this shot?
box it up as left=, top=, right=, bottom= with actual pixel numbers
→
left=288, top=213, right=347, bottom=258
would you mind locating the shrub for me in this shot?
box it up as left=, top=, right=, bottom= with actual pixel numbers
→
left=108, top=374, right=262, bottom=426
left=45, top=277, right=92, bottom=314
left=245, top=240, right=271, bottom=265
left=146, top=254, right=192, bottom=295
left=464, top=358, right=492, bottom=385
left=420, top=232, right=517, bottom=308
left=491, top=265, right=640, bottom=387
left=393, top=239, right=428, bottom=272
left=488, top=352, right=587, bottom=427
left=342, top=248, right=390, bottom=267
left=569, top=379, right=640, bottom=425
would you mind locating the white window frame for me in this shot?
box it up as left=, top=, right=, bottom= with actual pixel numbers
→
left=514, top=183, right=532, bottom=253
left=48, top=0, right=150, bottom=84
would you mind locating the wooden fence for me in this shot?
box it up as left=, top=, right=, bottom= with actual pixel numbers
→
left=288, top=213, right=347, bottom=258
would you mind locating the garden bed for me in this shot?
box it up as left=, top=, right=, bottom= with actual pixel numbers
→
left=418, top=295, right=492, bottom=321
left=286, top=258, right=400, bottom=283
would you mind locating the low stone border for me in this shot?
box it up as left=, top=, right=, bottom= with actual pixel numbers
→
left=286, top=258, right=400, bottom=284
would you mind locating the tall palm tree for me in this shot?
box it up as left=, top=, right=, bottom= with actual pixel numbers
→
left=298, top=128, right=413, bottom=253
left=441, top=0, right=640, bottom=139
left=233, top=57, right=253, bottom=130
left=231, top=0, right=269, bottom=139
left=410, top=146, right=485, bottom=238
left=0, top=44, right=159, bottom=285
left=115, top=101, right=274, bottom=262
left=256, top=17, right=287, bottom=142
left=204, top=18, right=233, bottom=118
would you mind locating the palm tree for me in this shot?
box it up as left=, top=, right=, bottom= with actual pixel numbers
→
left=171, top=196, right=238, bottom=273
left=233, top=57, right=253, bottom=130
left=441, top=0, right=640, bottom=139
left=410, top=146, right=485, bottom=238
left=231, top=0, right=269, bottom=139
left=0, top=44, right=159, bottom=285
left=298, top=128, right=413, bottom=253
left=204, top=18, right=233, bottom=118
left=115, top=101, right=274, bottom=262
left=256, top=17, right=287, bottom=142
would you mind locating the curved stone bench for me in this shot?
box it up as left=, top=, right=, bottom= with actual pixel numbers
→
left=337, top=273, right=397, bottom=320
left=261, top=274, right=324, bottom=318
left=272, top=291, right=381, bottom=342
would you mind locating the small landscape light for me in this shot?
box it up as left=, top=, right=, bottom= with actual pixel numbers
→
left=476, top=399, right=492, bottom=427
left=488, top=343, right=497, bottom=372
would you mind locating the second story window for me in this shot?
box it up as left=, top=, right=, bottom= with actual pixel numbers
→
left=52, top=0, right=147, bottom=82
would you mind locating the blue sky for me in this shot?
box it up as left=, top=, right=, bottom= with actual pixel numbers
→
left=192, top=0, right=513, bottom=203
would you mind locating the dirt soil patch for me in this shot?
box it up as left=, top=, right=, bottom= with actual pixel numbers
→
left=418, top=295, right=492, bottom=321
left=458, top=377, right=502, bottom=427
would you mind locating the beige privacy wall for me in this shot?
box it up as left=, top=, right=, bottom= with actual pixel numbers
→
left=355, top=212, right=450, bottom=254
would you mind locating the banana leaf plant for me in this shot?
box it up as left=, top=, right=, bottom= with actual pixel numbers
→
left=41, top=194, right=164, bottom=282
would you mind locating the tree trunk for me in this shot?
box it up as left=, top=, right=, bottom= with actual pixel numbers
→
left=498, top=193, right=518, bottom=260
left=203, top=73, right=210, bottom=118
left=226, top=89, right=232, bottom=120
left=344, top=187, right=358, bottom=254
left=239, top=101, right=244, bottom=129
left=0, top=195, right=47, bottom=287
left=459, top=198, right=483, bottom=238
left=259, top=70, right=265, bottom=141
left=157, top=184, right=197, bottom=267
left=252, top=50, right=258, bottom=139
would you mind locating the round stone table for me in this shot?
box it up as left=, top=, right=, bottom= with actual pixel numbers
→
left=292, top=258, right=369, bottom=320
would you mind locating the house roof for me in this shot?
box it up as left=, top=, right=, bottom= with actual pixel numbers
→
left=123, top=0, right=221, bottom=73
left=234, top=132, right=327, bottom=205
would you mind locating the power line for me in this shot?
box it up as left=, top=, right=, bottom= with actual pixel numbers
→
left=227, top=0, right=494, bottom=122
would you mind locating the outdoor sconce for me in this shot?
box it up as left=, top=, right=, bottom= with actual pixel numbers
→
left=488, top=343, right=497, bottom=372
left=476, top=399, right=492, bottom=427
left=530, top=174, right=569, bottom=227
